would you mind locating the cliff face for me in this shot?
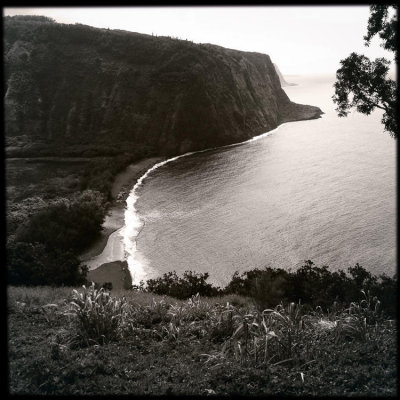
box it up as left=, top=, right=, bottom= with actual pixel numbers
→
left=4, top=16, right=322, bottom=158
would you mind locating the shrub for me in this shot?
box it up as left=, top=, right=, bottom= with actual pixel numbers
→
left=146, top=271, right=221, bottom=299
left=222, top=261, right=396, bottom=317
left=224, top=268, right=290, bottom=309
left=140, top=262, right=397, bottom=318
left=369, top=273, right=397, bottom=317
left=14, top=190, right=106, bottom=253
left=287, top=260, right=353, bottom=308
left=7, top=190, right=105, bottom=287
left=7, top=240, right=87, bottom=286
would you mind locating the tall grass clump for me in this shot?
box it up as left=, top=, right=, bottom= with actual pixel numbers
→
left=331, top=290, right=387, bottom=343
left=65, top=283, right=128, bottom=347
left=202, top=288, right=391, bottom=371
left=203, top=301, right=309, bottom=368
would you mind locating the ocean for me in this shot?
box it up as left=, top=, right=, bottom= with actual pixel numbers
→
left=123, top=74, right=396, bottom=287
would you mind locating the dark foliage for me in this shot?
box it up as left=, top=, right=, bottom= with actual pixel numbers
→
left=7, top=190, right=106, bottom=286
left=145, top=271, right=220, bottom=299
left=286, top=260, right=396, bottom=313
left=143, top=261, right=396, bottom=317
left=80, top=148, right=155, bottom=199
left=333, top=5, right=397, bottom=137
left=223, top=267, right=290, bottom=308
left=333, top=53, right=396, bottom=135
left=14, top=191, right=106, bottom=253
left=7, top=241, right=87, bottom=286
left=364, top=5, right=397, bottom=60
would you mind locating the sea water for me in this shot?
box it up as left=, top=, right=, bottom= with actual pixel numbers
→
left=124, top=74, right=396, bottom=287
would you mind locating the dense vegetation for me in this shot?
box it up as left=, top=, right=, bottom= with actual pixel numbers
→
left=79, top=149, right=155, bottom=198
left=7, top=190, right=106, bottom=286
left=6, top=147, right=156, bottom=287
left=139, top=261, right=396, bottom=318
left=8, top=284, right=396, bottom=395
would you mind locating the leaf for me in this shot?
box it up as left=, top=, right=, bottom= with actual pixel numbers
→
left=232, top=324, right=243, bottom=339
left=270, top=358, right=294, bottom=367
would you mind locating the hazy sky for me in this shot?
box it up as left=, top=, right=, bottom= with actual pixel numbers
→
left=3, top=6, right=395, bottom=75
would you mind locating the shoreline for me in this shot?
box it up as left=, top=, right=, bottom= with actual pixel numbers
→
left=82, top=156, right=165, bottom=288
left=83, top=125, right=288, bottom=289
left=85, top=113, right=324, bottom=288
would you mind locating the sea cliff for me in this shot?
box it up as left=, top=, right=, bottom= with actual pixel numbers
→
left=4, top=15, right=322, bottom=159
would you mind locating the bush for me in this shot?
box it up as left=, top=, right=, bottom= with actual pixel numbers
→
left=370, top=273, right=397, bottom=317
left=224, top=267, right=290, bottom=309
left=220, top=261, right=396, bottom=317
left=14, top=190, right=106, bottom=253
left=143, top=262, right=396, bottom=318
left=7, top=241, right=87, bottom=286
left=287, top=260, right=353, bottom=308
left=146, top=270, right=221, bottom=299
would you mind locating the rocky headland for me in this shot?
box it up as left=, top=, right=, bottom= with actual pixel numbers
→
left=4, top=15, right=322, bottom=160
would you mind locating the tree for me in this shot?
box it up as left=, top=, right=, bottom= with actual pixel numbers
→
left=364, top=5, right=397, bottom=57
left=7, top=241, right=87, bottom=286
left=333, top=5, right=397, bottom=138
left=14, top=190, right=106, bottom=253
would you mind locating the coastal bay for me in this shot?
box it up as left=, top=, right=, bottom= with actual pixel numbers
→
left=130, top=75, right=396, bottom=287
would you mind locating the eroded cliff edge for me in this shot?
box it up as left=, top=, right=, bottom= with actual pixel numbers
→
left=4, top=16, right=323, bottom=158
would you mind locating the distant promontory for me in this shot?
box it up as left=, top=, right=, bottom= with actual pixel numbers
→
left=273, top=63, right=297, bottom=87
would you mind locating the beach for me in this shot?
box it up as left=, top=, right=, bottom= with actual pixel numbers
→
left=82, top=156, right=165, bottom=289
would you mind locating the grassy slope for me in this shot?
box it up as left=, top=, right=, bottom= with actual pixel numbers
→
left=7, top=286, right=397, bottom=396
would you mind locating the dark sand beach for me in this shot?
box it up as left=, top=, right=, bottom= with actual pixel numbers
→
left=83, top=156, right=165, bottom=288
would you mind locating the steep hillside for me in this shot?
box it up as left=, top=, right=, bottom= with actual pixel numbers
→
left=4, top=16, right=322, bottom=158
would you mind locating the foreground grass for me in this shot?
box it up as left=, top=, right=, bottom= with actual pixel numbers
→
left=8, top=285, right=397, bottom=396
